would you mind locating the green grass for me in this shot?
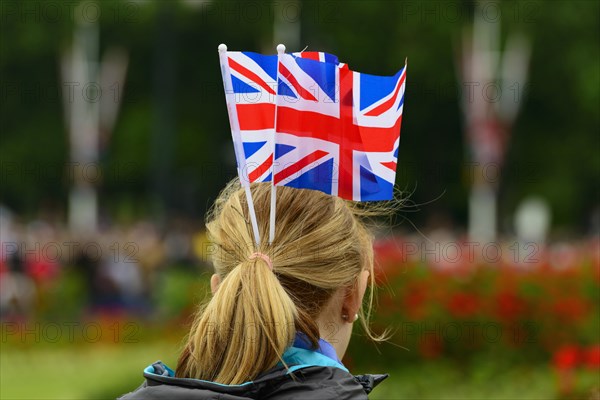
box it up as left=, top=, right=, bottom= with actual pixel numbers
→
left=1, top=340, right=598, bottom=399
left=371, top=360, right=556, bottom=399
left=1, top=341, right=179, bottom=400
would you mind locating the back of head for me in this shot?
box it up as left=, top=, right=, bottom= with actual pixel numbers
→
left=176, top=179, right=375, bottom=384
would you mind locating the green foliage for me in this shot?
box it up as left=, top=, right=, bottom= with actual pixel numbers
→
left=2, top=341, right=598, bottom=399
left=1, top=0, right=598, bottom=229
left=155, top=267, right=211, bottom=317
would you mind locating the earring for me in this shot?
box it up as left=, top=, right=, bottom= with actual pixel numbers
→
left=342, top=314, right=359, bottom=322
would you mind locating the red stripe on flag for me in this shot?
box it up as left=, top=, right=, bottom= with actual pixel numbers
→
left=279, top=63, right=318, bottom=102
left=276, top=108, right=402, bottom=152
left=364, top=72, right=406, bottom=117
left=274, top=150, right=328, bottom=184
left=300, top=52, right=320, bottom=61
left=248, top=154, right=273, bottom=183
left=381, top=161, right=397, bottom=171
left=236, top=103, right=275, bottom=131
left=338, top=67, right=354, bottom=200
left=228, top=58, right=276, bottom=95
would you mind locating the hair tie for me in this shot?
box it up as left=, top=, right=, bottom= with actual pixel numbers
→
left=249, top=252, right=273, bottom=271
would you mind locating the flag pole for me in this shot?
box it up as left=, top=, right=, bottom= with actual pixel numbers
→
left=218, top=44, right=261, bottom=246
left=268, top=43, right=285, bottom=244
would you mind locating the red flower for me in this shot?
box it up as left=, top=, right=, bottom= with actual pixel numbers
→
left=373, top=237, right=408, bottom=283
left=402, top=285, right=429, bottom=320
left=584, top=345, right=600, bottom=369
left=552, top=297, right=588, bottom=322
left=446, top=292, right=480, bottom=318
left=494, top=291, right=527, bottom=322
left=553, top=345, right=579, bottom=370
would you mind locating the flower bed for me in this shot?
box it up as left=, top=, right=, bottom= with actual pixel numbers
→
left=348, top=236, right=600, bottom=375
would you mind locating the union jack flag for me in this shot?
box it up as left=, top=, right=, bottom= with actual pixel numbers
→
left=293, top=51, right=341, bottom=65
left=221, top=51, right=341, bottom=184
left=274, top=54, right=406, bottom=201
left=220, top=49, right=405, bottom=201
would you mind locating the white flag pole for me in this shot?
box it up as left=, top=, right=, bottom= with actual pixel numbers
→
left=218, top=44, right=261, bottom=246
left=268, top=44, right=285, bottom=244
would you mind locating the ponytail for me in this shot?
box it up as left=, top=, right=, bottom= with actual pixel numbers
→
left=176, top=179, right=383, bottom=383
left=176, top=256, right=297, bottom=384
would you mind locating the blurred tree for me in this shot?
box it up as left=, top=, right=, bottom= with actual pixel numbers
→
left=0, top=0, right=598, bottom=232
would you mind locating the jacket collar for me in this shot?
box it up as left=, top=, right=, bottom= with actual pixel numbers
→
left=143, top=338, right=389, bottom=394
left=144, top=341, right=348, bottom=381
left=292, top=332, right=343, bottom=364
left=354, top=373, right=390, bottom=394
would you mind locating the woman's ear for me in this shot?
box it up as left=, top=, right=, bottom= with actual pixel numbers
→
left=210, top=274, right=221, bottom=294
left=341, top=269, right=370, bottom=322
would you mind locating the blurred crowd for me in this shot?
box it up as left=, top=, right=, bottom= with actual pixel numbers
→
left=2, top=202, right=598, bottom=322
left=0, top=205, right=210, bottom=321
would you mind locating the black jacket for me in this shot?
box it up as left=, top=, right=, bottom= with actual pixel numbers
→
left=119, top=346, right=388, bottom=399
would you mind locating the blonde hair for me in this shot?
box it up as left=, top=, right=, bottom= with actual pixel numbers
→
left=176, top=179, right=381, bottom=384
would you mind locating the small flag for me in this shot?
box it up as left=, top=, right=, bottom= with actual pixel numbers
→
left=274, top=55, right=406, bottom=201
left=220, top=47, right=405, bottom=201
left=220, top=51, right=342, bottom=184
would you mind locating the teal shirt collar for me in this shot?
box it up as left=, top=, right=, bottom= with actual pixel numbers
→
left=144, top=336, right=348, bottom=386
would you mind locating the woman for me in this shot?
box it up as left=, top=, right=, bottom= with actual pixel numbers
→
left=120, top=179, right=388, bottom=399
